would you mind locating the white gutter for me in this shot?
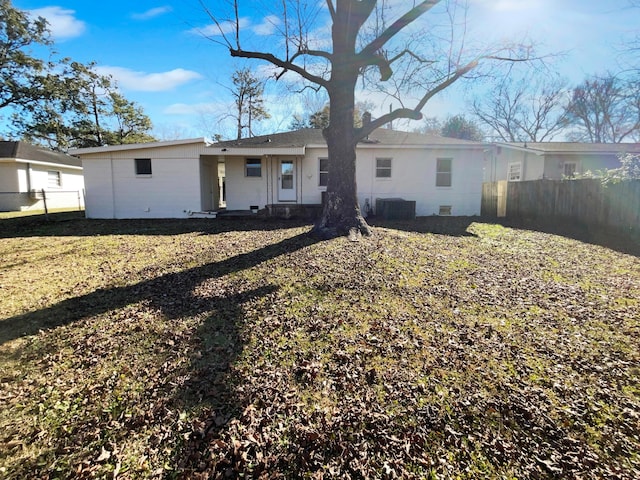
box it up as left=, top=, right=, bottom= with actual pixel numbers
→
left=0, top=157, right=83, bottom=170
left=70, top=137, right=207, bottom=155
left=355, top=143, right=488, bottom=150
left=494, top=143, right=640, bottom=156
left=494, top=144, right=545, bottom=155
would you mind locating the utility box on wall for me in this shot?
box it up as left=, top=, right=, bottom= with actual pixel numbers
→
left=375, top=198, right=416, bottom=220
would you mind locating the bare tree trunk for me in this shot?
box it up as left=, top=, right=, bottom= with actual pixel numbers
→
left=90, top=85, right=103, bottom=146
left=313, top=124, right=371, bottom=239
left=311, top=29, right=372, bottom=239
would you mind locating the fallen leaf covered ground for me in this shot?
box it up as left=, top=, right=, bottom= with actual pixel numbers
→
left=0, top=214, right=638, bottom=479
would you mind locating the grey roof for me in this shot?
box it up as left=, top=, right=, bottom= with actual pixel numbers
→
left=0, top=141, right=82, bottom=167
left=499, top=142, right=640, bottom=155
left=213, top=128, right=485, bottom=149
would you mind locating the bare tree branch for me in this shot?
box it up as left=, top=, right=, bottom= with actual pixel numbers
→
left=290, top=48, right=332, bottom=62
left=326, top=0, right=336, bottom=21
left=357, top=59, right=479, bottom=139
left=230, top=48, right=329, bottom=88
left=198, top=0, right=235, bottom=49
left=234, top=0, right=240, bottom=48
left=413, top=59, right=478, bottom=112
left=357, top=1, right=439, bottom=75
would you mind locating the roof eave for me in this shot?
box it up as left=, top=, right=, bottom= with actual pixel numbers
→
left=0, top=157, right=82, bottom=169
left=495, top=142, right=640, bottom=155
left=70, top=138, right=207, bottom=155
left=212, top=146, right=306, bottom=156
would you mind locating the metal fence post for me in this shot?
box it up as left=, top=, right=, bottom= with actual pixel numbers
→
left=42, top=189, right=48, bottom=219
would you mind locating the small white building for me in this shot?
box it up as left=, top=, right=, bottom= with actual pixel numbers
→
left=72, top=129, right=488, bottom=219
left=0, top=141, right=84, bottom=212
left=72, top=138, right=222, bottom=219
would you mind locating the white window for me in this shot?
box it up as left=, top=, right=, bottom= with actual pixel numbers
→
left=436, top=158, right=452, bottom=187
left=507, top=162, right=522, bottom=182
left=245, top=158, right=262, bottom=177
left=563, top=162, right=577, bottom=177
left=376, top=158, right=392, bottom=178
left=47, top=170, right=61, bottom=187
left=135, top=158, right=152, bottom=175
left=319, top=157, right=329, bottom=187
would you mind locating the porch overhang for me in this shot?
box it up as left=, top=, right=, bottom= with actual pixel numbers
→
left=208, top=147, right=306, bottom=156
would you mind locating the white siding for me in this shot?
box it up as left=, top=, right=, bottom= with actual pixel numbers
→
left=225, top=145, right=485, bottom=216
left=225, top=156, right=269, bottom=210
left=300, top=147, right=329, bottom=205
left=354, top=147, right=483, bottom=216
left=114, top=157, right=201, bottom=218
left=83, top=159, right=115, bottom=218
left=25, top=165, right=84, bottom=192
left=0, top=162, right=84, bottom=212
left=79, top=139, right=484, bottom=219
left=80, top=142, right=208, bottom=218
left=0, top=163, right=18, bottom=191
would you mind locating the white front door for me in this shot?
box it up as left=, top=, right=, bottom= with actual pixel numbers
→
left=278, top=159, right=296, bottom=202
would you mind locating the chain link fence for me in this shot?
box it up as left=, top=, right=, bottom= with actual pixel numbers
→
left=0, top=190, right=85, bottom=214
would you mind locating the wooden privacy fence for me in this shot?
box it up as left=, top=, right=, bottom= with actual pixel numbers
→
left=482, top=179, right=640, bottom=231
left=481, top=181, right=507, bottom=218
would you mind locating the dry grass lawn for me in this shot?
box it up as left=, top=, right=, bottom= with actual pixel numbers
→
left=0, top=214, right=638, bottom=479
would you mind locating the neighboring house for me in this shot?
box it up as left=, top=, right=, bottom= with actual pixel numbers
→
left=72, top=129, right=487, bottom=219
left=0, top=141, right=84, bottom=212
left=486, top=142, right=640, bottom=183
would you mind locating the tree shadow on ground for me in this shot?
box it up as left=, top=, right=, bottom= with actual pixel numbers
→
left=0, top=212, right=313, bottom=239
left=368, top=216, right=478, bottom=237
left=0, top=232, right=319, bottom=345
left=1, top=230, right=321, bottom=477
left=488, top=217, right=640, bottom=258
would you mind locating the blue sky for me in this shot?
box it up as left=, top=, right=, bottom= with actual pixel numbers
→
left=11, top=0, right=640, bottom=140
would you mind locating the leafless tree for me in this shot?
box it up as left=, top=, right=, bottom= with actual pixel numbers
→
left=200, top=0, right=539, bottom=238
left=565, top=74, right=640, bottom=143
left=470, top=76, right=570, bottom=142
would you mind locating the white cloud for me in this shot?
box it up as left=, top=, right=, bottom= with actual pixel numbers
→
left=189, top=17, right=251, bottom=37
left=28, top=6, right=86, bottom=40
left=95, top=66, right=203, bottom=92
left=252, top=15, right=281, bottom=36
left=131, top=6, right=173, bottom=20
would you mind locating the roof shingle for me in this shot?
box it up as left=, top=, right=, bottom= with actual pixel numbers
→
left=213, top=128, right=485, bottom=148
left=0, top=141, right=82, bottom=167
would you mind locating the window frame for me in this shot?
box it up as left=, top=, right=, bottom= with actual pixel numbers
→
left=563, top=161, right=577, bottom=178
left=135, top=158, right=152, bottom=176
left=318, top=157, right=329, bottom=187
left=507, top=162, right=522, bottom=182
left=439, top=205, right=452, bottom=216
left=375, top=157, right=392, bottom=179
left=47, top=170, right=62, bottom=188
left=245, top=158, right=262, bottom=178
left=436, top=158, right=453, bottom=187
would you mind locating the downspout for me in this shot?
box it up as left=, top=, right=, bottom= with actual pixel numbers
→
left=369, top=149, right=375, bottom=214
left=110, top=154, right=116, bottom=218
left=298, top=155, right=302, bottom=205
left=26, top=162, right=32, bottom=192
left=265, top=155, right=270, bottom=207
